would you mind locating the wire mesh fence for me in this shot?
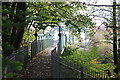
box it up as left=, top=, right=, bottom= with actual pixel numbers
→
left=37, top=39, right=54, bottom=53
left=51, top=47, right=110, bottom=79
left=31, top=39, right=54, bottom=59
left=14, top=46, right=29, bottom=66
left=5, top=46, right=29, bottom=73
left=31, top=40, right=37, bottom=58
left=4, top=38, right=54, bottom=78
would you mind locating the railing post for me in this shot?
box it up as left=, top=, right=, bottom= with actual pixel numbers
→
left=96, top=72, right=99, bottom=79
left=31, top=41, right=33, bottom=60
left=80, top=66, right=84, bottom=79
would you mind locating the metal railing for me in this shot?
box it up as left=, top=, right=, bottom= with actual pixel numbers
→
left=37, top=39, right=54, bottom=52
left=5, top=46, right=29, bottom=73
left=31, top=39, right=54, bottom=58
left=4, top=38, right=54, bottom=78
left=31, top=40, right=37, bottom=58
left=51, top=47, right=110, bottom=79
left=3, top=36, right=54, bottom=78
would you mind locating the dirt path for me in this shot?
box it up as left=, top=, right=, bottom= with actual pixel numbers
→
left=22, top=45, right=56, bottom=78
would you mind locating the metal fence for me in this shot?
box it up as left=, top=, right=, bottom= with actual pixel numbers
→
left=37, top=39, right=54, bottom=52
left=51, top=48, right=110, bottom=79
left=3, top=35, right=55, bottom=79
left=31, top=39, right=54, bottom=58
left=57, top=34, right=67, bottom=54
left=31, top=40, right=37, bottom=58
left=4, top=37, right=54, bottom=76
left=5, top=46, right=29, bottom=73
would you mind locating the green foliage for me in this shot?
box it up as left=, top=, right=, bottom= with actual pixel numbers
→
left=61, top=46, right=115, bottom=78
left=27, top=2, right=61, bottom=31
left=22, top=30, right=35, bottom=44
left=3, top=58, right=23, bottom=78
left=2, top=2, right=27, bottom=56
left=2, top=2, right=95, bottom=56
left=3, top=59, right=23, bottom=72
left=27, top=2, right=94, bottom=35
left=61, top=45, right=79, bottom=57
left=5, top=72, right=19, bottom=78
left=22, top=30, right=35, bottom=56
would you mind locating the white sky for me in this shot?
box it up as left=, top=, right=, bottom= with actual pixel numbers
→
left=80, top=0, right=112, bottom=5
left=93, top=0, right=112, bottom=26
left=90, top=0, right=112, bottom=26
left=96, top=0, right=112, bottom=5
left=80, top=0, right=119, bottom=26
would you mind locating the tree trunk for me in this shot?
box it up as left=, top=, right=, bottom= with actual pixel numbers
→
left=13, top=2, right=27, bottom=50
left=2, top=2, right=27, bottom=57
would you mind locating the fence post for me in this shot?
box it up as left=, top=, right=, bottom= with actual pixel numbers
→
left=95, top=72, right=97, bottom=79
left=65, top=35, right=67, bottom=46
left=24, top=46, right=29, bottom=68
left=80, top=66, right=84, bottom=79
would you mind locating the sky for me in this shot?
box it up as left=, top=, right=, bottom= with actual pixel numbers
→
left=90, top=0, right=112, bottom=26
left=96, top=0, right=112, bottom=5
left=90, top=0, right=120, bottom=26
left=80, top=0, right=113, bottom=26
left=95, top=0, right=120, bottom=26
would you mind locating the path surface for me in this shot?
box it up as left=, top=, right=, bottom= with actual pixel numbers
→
left=22, top=45, right=56, bottom=78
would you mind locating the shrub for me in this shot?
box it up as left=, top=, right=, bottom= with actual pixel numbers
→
left=61, top=46, right=115, bottom=78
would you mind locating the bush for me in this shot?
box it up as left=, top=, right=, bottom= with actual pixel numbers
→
left=3, top=58, right=23, bottom=78
left=61, top=46, right=115, bottom=78
left=61, top=45, right=79, bottom=57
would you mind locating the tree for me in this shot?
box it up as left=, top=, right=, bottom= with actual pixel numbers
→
left=81, top=0, right=120, bottom=76
left=2, top=2, right=27, bottom=57
left=2, top=2, right=94, bottom=57
left=27, top=2, right=94, bottom=35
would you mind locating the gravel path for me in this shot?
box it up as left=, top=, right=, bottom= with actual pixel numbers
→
left=22, top=45, right=56, bottom=78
